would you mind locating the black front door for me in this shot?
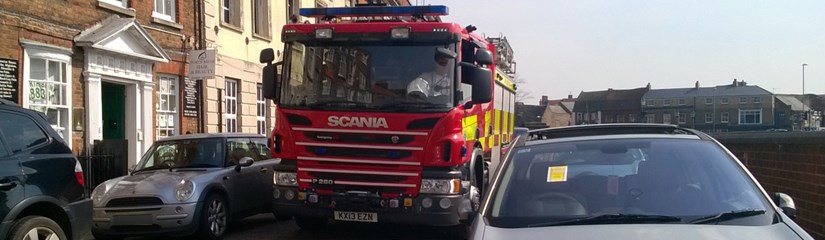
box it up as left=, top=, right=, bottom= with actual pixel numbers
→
left=102, top=82, right=126, bottom=140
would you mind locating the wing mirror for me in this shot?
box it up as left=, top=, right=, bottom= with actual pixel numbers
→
left=774, top=192, right=796, bottom=219
left=235, top=157, right=255, bottom=172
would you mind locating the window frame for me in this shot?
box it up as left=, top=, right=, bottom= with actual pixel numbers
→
left=156, top=75, right=179, bottom=139
left=740, top=97, right=748, bottom=104
left=662, top=113, right=671, bottom=124
left=720, top=97, right=729, bottom=105
left=153, top=0, right=176, bottom=22
left=225, top=78, right=240, bottom=132
left=705, top=98, right=713, bottom=105
left=252, top=0, right=271, bottom=39
left=678, top=112, right=687, bottom=124
left=753, top=97, right=761, bottom=104
left=738, top=109, right=762, bottom=125
left=678, top=98, right=686, bottom=105
left=705, top=113, right=713, bottom=123
left=221, top=0, right=243, bottom=30
left=22, top=44, right=72, bottom=148
left=721, top=112, right=730, bottom=123
left=256, top=84, right=267, bottom=135
left=100, top=0, right=128, bottom=8
left=663, top=99, right=671, bottom=106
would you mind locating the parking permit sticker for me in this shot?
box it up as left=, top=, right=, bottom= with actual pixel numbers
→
left=547, top=166, right=568, bottom=182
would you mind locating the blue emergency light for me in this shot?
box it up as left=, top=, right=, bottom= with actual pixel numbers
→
left=299, top=5, right=449, bottom=18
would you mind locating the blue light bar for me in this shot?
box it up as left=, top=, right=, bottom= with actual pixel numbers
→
left=299, top=5, right=449, bottom=18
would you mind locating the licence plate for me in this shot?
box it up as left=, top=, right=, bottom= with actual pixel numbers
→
left=333, top=211, right=377, bottom=223
left=112, top=214, right=153, bottom=225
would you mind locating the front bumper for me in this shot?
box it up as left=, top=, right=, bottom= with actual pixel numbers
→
left=67, top=199, right=93, bottom=240
left=272, top=186, right=472, bottom=226
left=91, top=202, right=199, bottom=237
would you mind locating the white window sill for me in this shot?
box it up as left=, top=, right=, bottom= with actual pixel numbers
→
left=97, top=1, right=135, bottom=17
left=152, top=16, right=183, bottom=30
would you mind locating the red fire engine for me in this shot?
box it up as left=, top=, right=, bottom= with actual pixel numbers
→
left=258, top=3, right=516, bottom=231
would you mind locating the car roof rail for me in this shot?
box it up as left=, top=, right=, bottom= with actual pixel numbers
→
left=513, top=124, right=709, bottom=147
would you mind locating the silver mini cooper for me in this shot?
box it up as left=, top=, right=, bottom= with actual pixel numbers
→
left=91, top=133, right=281, bottom=240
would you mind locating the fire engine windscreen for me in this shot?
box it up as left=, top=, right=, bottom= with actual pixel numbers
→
left=280, top=42, right=457, bottom=112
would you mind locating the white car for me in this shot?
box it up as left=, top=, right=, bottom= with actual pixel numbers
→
left=470, top=124, right=813, bottom=240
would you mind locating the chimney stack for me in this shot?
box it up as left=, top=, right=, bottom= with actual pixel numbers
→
left=568, top=94, right=573, bottom=100
left=540, top=96, right=549, bottom=106
left=695, top=81, right=700, bottom=89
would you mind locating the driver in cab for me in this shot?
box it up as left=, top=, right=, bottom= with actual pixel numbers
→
left=406, top=48, right=456, bottom=101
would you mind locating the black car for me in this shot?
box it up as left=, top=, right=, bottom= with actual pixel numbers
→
left=0, top=99, right=93, bottom=240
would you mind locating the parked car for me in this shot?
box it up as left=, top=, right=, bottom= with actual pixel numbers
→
left=91, top=133, right=280, bottom=240
left=470, top=124, right=814, bottom=240
left=0, top=99, right=92, bottom=240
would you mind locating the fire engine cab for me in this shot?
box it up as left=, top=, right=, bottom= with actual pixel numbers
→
left=259, top=3, right=516, bottom=232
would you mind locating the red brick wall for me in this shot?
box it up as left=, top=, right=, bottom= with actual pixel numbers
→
left=714, top=132, right=825, bottom=240
left=0, top=0, right=199, bottom=153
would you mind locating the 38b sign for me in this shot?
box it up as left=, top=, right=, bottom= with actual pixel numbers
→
left=29, top=81, right=55, bottom=104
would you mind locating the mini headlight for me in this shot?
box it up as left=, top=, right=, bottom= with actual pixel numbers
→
left=274, top=171, right=298, bottom=186
left=91, top=183, right=110, bottom=207
left=315, top=28, right=333, bottom=39
left=420, top=179, right=460, bottom=194
left=175, top=179, right=195, bottom=202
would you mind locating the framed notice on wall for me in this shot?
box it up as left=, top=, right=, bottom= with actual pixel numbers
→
left=182, top=77, right=200, bottom=117
left=0, top=58, right=19, bottom=103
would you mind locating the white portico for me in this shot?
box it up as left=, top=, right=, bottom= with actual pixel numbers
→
left=75, top=16, right=170, bottom=167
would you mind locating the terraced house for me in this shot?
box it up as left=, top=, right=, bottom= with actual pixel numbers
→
left=0, top=0, right=198, bottom=167
left=642, top=79, right=774, bottom=132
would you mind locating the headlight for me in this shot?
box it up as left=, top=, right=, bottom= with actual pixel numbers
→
left=91, top=183, right=111, bottom=207
left=420, top=179, right=460, bottom=194
left=175, top=179, right=195, bottom=202
left=274, top=171, right=297, bottom=186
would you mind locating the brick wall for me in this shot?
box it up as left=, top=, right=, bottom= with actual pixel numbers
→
left=1, top=0, right=200, bottom=152
left=713, top=132, right=825, bottom=239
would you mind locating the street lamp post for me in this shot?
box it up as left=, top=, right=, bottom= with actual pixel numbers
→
left=712, top=87, right=717, bottom=132
left=802, top=63, right=808, bottom=129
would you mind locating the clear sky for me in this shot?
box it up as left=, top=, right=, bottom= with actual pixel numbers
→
left=422, top=0, right=825, bottom=105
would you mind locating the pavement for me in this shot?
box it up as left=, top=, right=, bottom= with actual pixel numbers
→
left=121, top=213, right=463, bottom=240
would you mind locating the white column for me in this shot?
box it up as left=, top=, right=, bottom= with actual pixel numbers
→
left=125, top=83, right=139, bottom=167
left=85, top=73, right=103, bottom=148
left=141, top=82, right=155, bottom=161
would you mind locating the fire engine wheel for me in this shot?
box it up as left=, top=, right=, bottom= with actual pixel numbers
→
left=471, top=148, right=486, bottom=211
left=295, top=217, right=328, bottom=231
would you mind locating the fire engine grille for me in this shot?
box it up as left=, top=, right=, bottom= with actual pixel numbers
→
left=309, top=172, right=409, bottom=183
left=305, top=147, right=412, bottom=159
left=304, top=132, right=415, bottom=144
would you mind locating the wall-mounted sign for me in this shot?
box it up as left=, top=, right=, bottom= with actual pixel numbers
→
left=189, top=49, right=216, bottom=79
left=0, top=58, right=19, bottom=103
left=183, top=77, right=200, bottom=117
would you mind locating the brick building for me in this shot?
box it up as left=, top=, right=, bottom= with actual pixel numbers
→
left=0, top=0, right=198, bottom=166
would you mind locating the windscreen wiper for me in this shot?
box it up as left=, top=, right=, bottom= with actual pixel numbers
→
left=527, top=214, right=684, bottom=227
left=170, top=163, right=217, bottom=171
left=689, top=209, right=766, bottom=224
left=379, top=102, right=449, bottom=110
left=132, top=165, right=170, bottom=174
left=308, top=101, right=365, bottom=109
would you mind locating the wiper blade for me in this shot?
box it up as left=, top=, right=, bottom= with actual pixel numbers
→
left=170, top=163, right=218, bottom=172
left=308, top=101, right=364, bottom=109
left=528, top=214, right=684, bottom=227
left=689, top=209, right=767, bottom=224
left=132, top=165, right=169, bottom=174
left=379, top=102, right=448, bottom=110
